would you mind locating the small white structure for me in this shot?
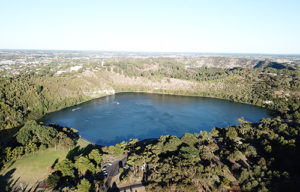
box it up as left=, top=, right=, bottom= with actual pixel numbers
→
left=141, top=162, right=147, bottom=171
left=264, top=100, right=273, bottom=104
left=70, top=65, right=82, bottom=71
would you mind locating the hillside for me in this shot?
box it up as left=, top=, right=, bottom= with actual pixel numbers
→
left=0, top=55, right=299, bottom=191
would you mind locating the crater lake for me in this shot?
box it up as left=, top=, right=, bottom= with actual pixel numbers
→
left=41, top=93, right=272, bottom=145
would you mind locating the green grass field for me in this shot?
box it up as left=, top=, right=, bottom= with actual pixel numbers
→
left=0, top=138, right=90, bottom=191
left=0, top=148, right=69, bottom=190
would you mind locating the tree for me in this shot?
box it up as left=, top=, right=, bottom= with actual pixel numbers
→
left=199, top=145, right=214, bottom=160
left=77, top=178, right=91, bottom=192
left=75, top=156, right=95, bottom=175
left=114, top=143, right=125, bottom=155
left=88, top=149, right=102, bottom=165
left=16, top=124, right=32, bottom=145
left=181, top=133, right=198, bottom=146
left=226, top=127, right=238, bottom=140
left=210, top=128, right=219, bottom=137
left=163, top=136, right=182, bottom=152
left=227, top=150, right=244, bottom=162
left=47, top=173, right=60, bottom=187
left=264, top=145, right=272, bottom=153
left=55, top=159, right=74, bottom=177
left=56, top=132, right=75, bottom=149
left=179, top=146, right=199, bottom=160
left=239, top=123, right=252, bottom=135
left=245, top=145, right=257, bottom=157
left=16, top=120, right=57, bottom=145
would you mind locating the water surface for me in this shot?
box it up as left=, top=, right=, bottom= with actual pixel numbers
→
left=41, top=93, right=272, bottom=145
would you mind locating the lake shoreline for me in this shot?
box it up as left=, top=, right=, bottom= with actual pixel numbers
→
left=41, top=93, right=273, bottom=146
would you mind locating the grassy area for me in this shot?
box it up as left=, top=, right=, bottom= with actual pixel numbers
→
left=0, top=138, right=91, bottom=191
left=0, top=148, right=69, bottom=190
left=77, top=137, right=91, bottom=148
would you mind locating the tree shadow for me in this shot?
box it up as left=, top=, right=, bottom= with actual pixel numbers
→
left=119, top=160, right=123, bottom=168
left=51, top=158, right=59, bottom=169
left=6, top=160, right=16, bottom=169
left=0, top=126, right=20, bottom=146
left=66, top=144, right=104, bottom=161
left=0, top=168, right=16, bottom=191
left=66, top=146, right=82, bottom=161
left=27, top=181, right=40, bottom=192
left=81, top=144, right=104, bottom=156
left=108, top=182, right=120, bottom=192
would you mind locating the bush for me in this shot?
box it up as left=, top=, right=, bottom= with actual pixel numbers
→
left=47, top=173, right=60, bottom=187
left=77, top=178, right=91, bottom=192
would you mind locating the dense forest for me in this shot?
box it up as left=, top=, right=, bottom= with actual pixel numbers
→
left=0, top=58, right=299, bottom=191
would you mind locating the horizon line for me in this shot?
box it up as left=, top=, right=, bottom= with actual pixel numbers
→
left=0, top=48, right=300, bottom=56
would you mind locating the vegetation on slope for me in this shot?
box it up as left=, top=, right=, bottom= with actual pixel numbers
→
left=44, top=115, right=300, bottom=192
left=0, top=58, right=299, bottom=191
left=0, top=58, right=299, bottom=130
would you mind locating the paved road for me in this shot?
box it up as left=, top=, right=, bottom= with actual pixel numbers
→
left=104, top=156, right=127, bottom=191
left=119, top=182, right=144, bottom=192
left=103, top=155, right=145, bottom=192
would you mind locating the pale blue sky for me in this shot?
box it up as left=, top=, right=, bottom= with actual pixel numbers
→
left=0, top=0, right=299, bottom=53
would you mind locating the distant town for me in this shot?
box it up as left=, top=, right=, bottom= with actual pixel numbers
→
left=1, top=49, right=299, bottom=77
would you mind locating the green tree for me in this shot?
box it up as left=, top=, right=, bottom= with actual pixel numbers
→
left=226, top=127, right=238, bottom=140
left=47, top=173, right=60, bottom=187
left=179, top=146, right=199, bottom=160
left=163, top=136, right=182, bottom=152
left=199, top=145, right=214, bottom=160
left=77, top=178, right=91, bottom=192
left=264, top=145, right=272, bottom=153
left=227, top=150, right=244, bottom=162
left=181, top=133, right=198, bottom=146
left=75, top=156, right=95, bottom=175
left=55, top=159, right=74, bottom=177
left=16, top=120, right=57, bottom=145
left=88, top=149, right=102, bottom=165
left=245, top=145, right=257, bottom=157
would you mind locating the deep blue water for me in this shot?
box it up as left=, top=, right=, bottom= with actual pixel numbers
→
left=41, top=93, right=272, bottom=146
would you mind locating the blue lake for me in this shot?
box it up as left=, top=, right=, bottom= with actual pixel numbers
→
left=41, top=93, right=272, bottom=145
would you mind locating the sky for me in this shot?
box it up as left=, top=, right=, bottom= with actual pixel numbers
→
left=0, top=0, right=300, bottom=54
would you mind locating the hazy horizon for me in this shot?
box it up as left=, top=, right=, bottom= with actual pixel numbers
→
left=1, top=0, right=300, bottom=54
left=2, top=48, right=300, bottom=56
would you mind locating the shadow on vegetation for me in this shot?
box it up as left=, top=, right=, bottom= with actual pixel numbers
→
left=0, top=168, right=16, bottom=191
left=67, top=144, right=104, bottom=161
left=0, top=126, right=20, bottom=146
